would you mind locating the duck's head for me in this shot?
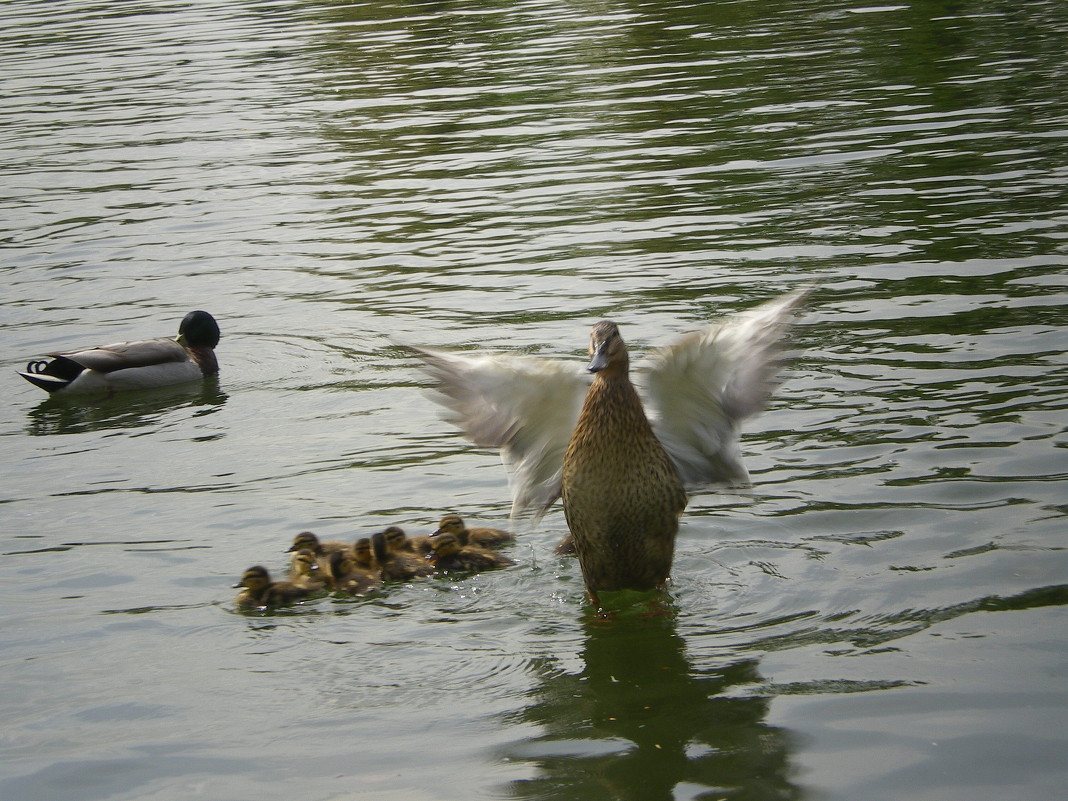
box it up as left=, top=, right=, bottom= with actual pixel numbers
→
left=287, top=531, right=321, bottom=554
left=430, top=532, right=462, bottom=558
left=353, top=537, right=374, bottom=565
left=433, top=514, right=465, bottom=538
left=177, top=310, right=221, bottom=349
left=291, top=549, right=320, bottom=578
left=234, top=565, right=271, bottom=590
left=587, top=321, right=627, bottom=373
left=383, top=526, right=408, bottom=551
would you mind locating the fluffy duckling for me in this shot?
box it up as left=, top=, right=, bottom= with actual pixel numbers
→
left=352, top=537, right=377, bottom=571
left=328, top=550, right=382, bottom=595
left=433, top=514, right=514, bottom=549
left=233, top=565, right=317, bottom=609
left=286, top=531, right=350, bottom=559
left=19, top=310, right=220, bottom=395
left=371, top=530, right=434, bottom=581
left=288, top=549, right=329, bottom=591
left=407, top=286, right=812, bottom=602
left=430, top=532, right=516, bottom=573
left=383, top=525, right=433, bottom=557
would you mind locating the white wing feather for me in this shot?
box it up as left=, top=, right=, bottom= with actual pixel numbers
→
left=640, top=285, right=813, bottom=490
left=406, top=347, right=591, bottom=521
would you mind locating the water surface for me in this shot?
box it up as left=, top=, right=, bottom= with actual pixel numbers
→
left=2, top=1, right=1066, bottom=800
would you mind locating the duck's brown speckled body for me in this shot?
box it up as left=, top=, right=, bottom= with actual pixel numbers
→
left=561, top=321, right=687, bottom=599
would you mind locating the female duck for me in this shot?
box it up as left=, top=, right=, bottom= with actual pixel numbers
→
left=430, top=532, right=516, bottom=574
left=19, top=310, right=220, bottom=395
left=233, top=565, right=318, bottom=609
left=432, top=514, right=514, bottom=549
left=406, top=286, right=812, bottom=602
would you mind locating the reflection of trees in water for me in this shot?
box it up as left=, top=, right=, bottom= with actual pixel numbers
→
left=502, top=613, right=801, bottom=801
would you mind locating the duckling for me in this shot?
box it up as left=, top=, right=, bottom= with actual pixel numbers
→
left=352, top=537, right=378, bottom=571
left=433, top=514, right=514, bottom=549
left=371, top=530, right=434, bottom=581
left=288, top=549, right=329, bottom=591
left=19, top=310, right=221, bottom=395
left=430, top=532, right=516, bottom=574
left=328, top=550, right=382, bottom=595
left=232, top=565, right=317, bottom=609
left=286, top=531, right=350, bottom=559
left=383, top=525, right=433, bottom=557
left=406, top=286, right=812, bottom=602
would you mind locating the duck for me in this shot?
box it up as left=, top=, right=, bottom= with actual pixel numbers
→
left=232, top=565, right=318, bottom=609
left=286, top=531, right=350, bottom=559
left=432, top=514, right=514, bottom=549
left=405, top=286, right=812, bottom=603
left=288, top=549, right=329, bottom=591
left=430, top=532, right=516, bottom=573
left=383, top=525, right=433, bottom=557
left=18, top=310, right=221, bottom=395
left=371, top=530, right=434, bottom=581
left=352, top=537, right=378, bottom=572
left=328, top=550, right=382, bottom=595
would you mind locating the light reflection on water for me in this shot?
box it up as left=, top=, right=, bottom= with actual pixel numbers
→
left=1, top=0, right=1067, bottom=799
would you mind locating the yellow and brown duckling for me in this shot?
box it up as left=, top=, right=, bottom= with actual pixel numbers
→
left=383, top=525, right=433, bottom=557
left=432, top=514, right=514, bottom=549
left=286, top=531, right=350, bottom=559
left=328, top=549, right=382, bottom=595
left=407, top=286, right=812, bottom=603
left=233, top=565, right=319, bottom=609
left=430, top=532, right=516, bottom=573
left=353, top=537, right=377, bottom=571
left=371, top=530, right=434, bottom=581
left=288, top=549, right=329, bottom=591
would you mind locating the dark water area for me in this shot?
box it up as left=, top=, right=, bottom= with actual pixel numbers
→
left=2, top=1, right=1066, bottom=799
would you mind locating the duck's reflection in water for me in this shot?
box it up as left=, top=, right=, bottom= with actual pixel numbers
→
left=500, top=610, right=801, bottom=801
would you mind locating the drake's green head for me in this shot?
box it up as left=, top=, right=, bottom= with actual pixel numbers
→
left=177, top=310, right=220, bottom=349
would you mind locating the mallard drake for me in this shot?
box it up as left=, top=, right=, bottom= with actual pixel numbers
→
left=432, top=514, right=514, bottom=549
left=18, top=310, right=220, bottom=395
left=407, top=286, right=812, bottom=602
left=288, top=549, right=329, bottom=591
left=328, top=550, right=382, bottom=595
left=233, top=565, right=318, bottom=609
left=371, top=530, right=434, bottom=581
left=430, top=532, right=516, bottom=573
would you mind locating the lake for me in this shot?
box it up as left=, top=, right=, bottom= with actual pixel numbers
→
left=1, top=1, right=1066, bottom=799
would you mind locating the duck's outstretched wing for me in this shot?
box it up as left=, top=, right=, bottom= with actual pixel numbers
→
left=406, top=347, right=591, bottom=522
left=640, top=285, right=814, bottom=490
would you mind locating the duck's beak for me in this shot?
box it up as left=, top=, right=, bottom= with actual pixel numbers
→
left=232, top=581, right=244, bottom=588
left=587, top=343, right=610, bottom=373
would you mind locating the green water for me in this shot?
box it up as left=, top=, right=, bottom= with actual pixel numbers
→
left=2, top=1, right=1066, bottom=799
